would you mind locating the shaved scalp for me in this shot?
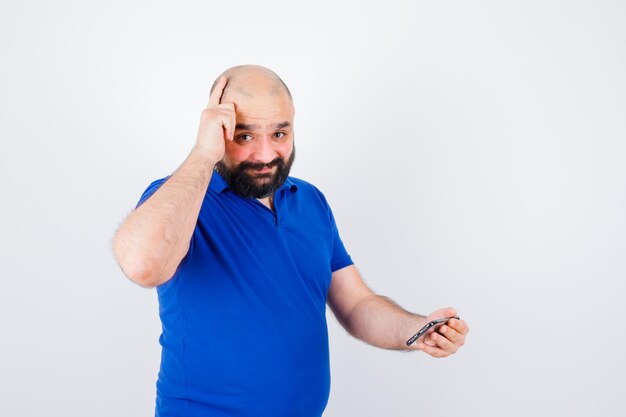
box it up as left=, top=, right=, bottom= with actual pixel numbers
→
left=209, top=65, right=293, bottom=102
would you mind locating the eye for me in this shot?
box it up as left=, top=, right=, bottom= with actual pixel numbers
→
left=238, top=133, right=253, bottom=142
left=273, top=132, right=286, bottom=139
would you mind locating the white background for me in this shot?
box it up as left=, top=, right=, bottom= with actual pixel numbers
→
left=1, top=1, right=625, bottom=416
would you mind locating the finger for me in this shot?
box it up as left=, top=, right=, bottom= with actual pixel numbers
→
left=208, top=76, right=228, bottom=107
left=417, top=342, right=449, bottom=358
left=429, top=330, right=457, bottom=353
left=222, top=113, right=235, bottom=141
left=423, top=327, right=439, bottom=346
left=438, top=324, right=464, bottom=346
left=430, top=307, right=457, bottom=321
left=224, top=103, right=236, bottom=140
left=424, top=337, right=436, bottom=347
left=448, top=318, right=469, bottom=336
left=439, top=326, right=465, bottom=346
left=210, top=114, right=235, bottom=142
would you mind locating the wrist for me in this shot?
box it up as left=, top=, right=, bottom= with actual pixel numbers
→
left=189, top=145, right=221, bottom=169
left=400, top=314, right=429, bottom=349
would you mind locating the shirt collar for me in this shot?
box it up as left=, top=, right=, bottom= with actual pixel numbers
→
left=209, top=170, right=229, bottom=194
left=209, top=170, right=298, bottom=195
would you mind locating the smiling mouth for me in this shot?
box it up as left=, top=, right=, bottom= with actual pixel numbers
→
left=250, top=166, right=275, bottom=174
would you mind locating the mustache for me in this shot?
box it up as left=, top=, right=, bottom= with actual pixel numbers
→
left=238, top=157, right=284, bottom=171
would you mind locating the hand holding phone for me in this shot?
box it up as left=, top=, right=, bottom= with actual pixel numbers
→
left=406, top=316, right=460, bottom=346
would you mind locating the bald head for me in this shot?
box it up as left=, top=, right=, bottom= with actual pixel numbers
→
left=209, top=65, right=293, bottom=104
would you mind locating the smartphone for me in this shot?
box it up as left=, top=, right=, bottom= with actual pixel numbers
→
left=406, top=316, right=460, bottom=346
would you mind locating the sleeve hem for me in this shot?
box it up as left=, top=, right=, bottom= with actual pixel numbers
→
left=331, top=256, right=354, bottom=273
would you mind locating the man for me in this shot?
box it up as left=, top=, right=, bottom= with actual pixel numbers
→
left=113, top=65, right=469, bottom=417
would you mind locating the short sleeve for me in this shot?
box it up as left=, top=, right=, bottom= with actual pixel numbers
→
left=133, top=175, right=196, bottom=274
left=317, top=190, right=354, bottom=272
left=135, top=176, right=170, bottom=208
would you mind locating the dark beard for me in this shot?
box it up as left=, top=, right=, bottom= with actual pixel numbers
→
left=215, top=147, right=296, bottom=199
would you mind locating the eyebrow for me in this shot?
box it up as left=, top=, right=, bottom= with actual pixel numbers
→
left=235, top=121, right=291, bottom=131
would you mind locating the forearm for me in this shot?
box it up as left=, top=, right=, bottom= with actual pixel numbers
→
left=345, top=294, right=428, bottom=351
left=113, top=146, right=216, bottom=287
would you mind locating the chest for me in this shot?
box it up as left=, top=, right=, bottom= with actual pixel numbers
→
left=185, top=191, right=335, bottom=304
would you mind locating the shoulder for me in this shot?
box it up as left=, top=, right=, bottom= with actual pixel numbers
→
left=286, top=175, right=335, bottom=212
left=287, top=176, right=327, bottom=199
left=136, top=175, right=171, bottom=207
left=141, top=175, right=172, bottom=197
left=146, top=175, right=171, bottom=189
left=286, top=175, right=317, bottom=191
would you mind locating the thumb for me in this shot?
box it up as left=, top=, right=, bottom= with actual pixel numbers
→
left=429, top=307, right=457, bottom=321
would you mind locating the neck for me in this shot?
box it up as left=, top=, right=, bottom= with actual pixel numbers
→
left=257, top=194, right=274, bottom=211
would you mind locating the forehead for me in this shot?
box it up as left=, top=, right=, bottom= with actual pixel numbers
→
left=233, top=96, right=294, bottom=130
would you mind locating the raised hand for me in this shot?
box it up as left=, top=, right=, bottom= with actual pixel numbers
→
left=194, top=76, right=236, bottom=163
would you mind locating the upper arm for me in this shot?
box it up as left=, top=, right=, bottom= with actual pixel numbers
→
left=327, top=264, right=374, bottom=326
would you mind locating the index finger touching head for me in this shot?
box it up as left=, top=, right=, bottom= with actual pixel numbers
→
left=208, top=76, right=228, bottom=107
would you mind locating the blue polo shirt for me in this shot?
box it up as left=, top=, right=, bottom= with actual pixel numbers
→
left=136, top=171, right=353, bottom=417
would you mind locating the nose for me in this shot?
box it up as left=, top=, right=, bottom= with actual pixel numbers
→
left=249, top=137, right=276, bottom=164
